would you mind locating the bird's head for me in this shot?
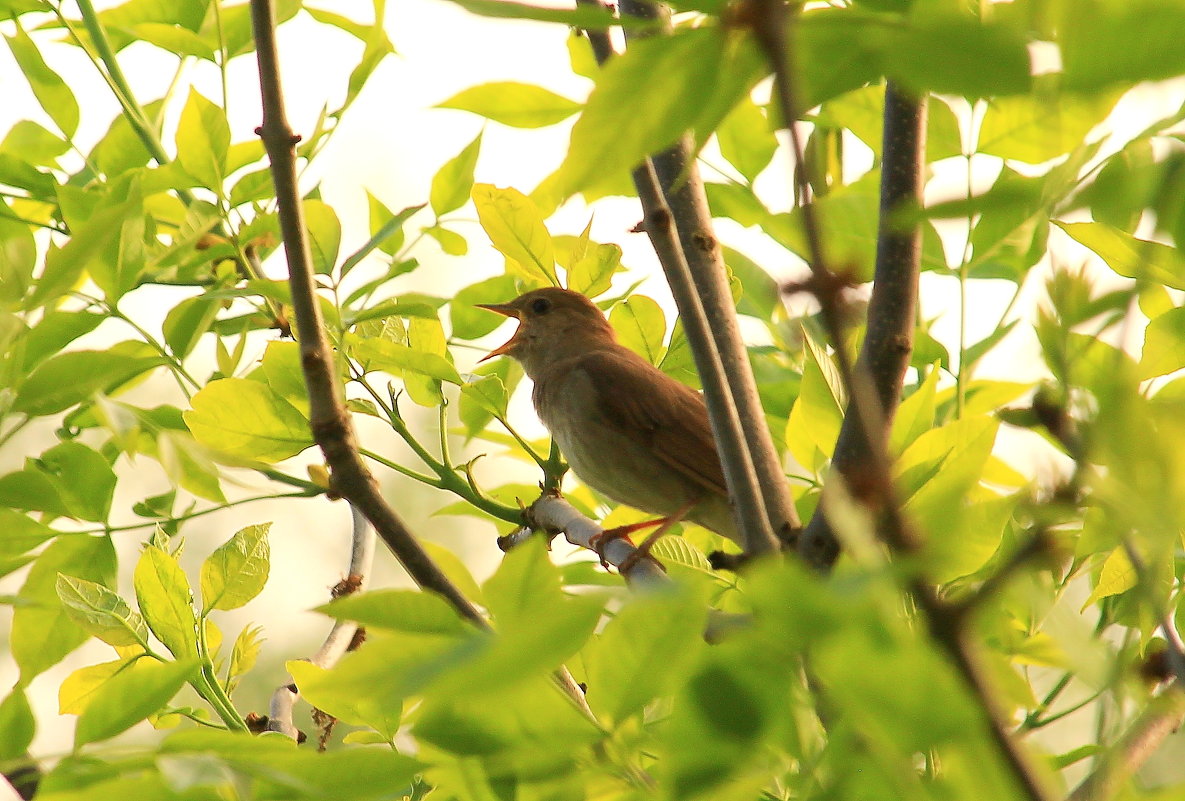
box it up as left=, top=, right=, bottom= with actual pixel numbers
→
left=477, top=287, right=615, bottom=377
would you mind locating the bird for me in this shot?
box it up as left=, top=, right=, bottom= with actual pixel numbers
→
left=477, top=287, right=741, bottom=559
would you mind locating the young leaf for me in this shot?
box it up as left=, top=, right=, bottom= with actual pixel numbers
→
left=610, top=295, right=666, bottom=365
left=436, top=82, right=581, bottom=128
left=472, top=184, right=557, bottom=285
left=56, top=574, right=148, bottom=647
left=74, top=658, right=198, bottom=748
left=133, top=546, right=198, bottom=659
left=200, top=523, right=271, bottom=612
left=11, top=536, right=117, bottom=682
left=4, top=21, right=79, bottom=138
left=59, top=658, right=134, bottom=716
left=303, top=199, right=342, bottom=275
left=317, top=589, right=469, bottom=635
left=175, top=89, right=229, bottom=190
left=450, top=274, right=518, bottom=340
left=430, top=131, right=483, bottom=216
left=227, top=624, right=265, bottom=692
left=0, top=689, right=34, bottom=762
left=184, top=378, right=313, bottom=462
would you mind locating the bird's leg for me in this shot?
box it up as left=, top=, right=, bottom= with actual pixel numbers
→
left=588, top=518, right=667, bottom=568
left=597, top=502, right=696, bottom=574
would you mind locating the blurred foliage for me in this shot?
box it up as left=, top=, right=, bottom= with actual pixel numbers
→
left=2, top=0, right=1185, bottom=799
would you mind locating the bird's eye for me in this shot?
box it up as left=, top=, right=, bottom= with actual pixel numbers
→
left=530, top=297, right=552, bottom=315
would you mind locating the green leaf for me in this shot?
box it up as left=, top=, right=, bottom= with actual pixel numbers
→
left=175, top=89, right=229, bottom=190
left=610, top=294, right=666, bottom=365
left=458, top=361, right=518, bottom=439
left=133, top=546, right=197, bottom=659
left=162, top=294, right=220, bottom=359
left=450, top=274, right=518, bottom=340
left=554, top=27, right=765, bottom=199
left=129, top=22, right=216, bottom=59
left=30, top=441, right=117, bottom=522
left=431, top=131, right=483, bottom=216
left=1055, top=221, right=1185, bottom=291
left=0, top=509, right=55, bottom=557
left=978, top=92, right=1122, bottom=164
left=74, top=658, right=198, bottom=747
left=898, top=416, right=999, bottom=513
left=303, top=199, right=342, bottom=275
left=716, top=96, right=777, bottom=183
left=923, top=490, right=1014, bottom=583
left=434, top=0, right=625, bottom=28
left=0, top=689, right=34, bottom=762
left=29, top=195, right=143, bottom=308
left=724, top=246, right=779, bottom=321
left=55, top=574, right=148, bottom=647
left=184, top=378, right=313, bottom=462
left=437, top=82, right=581, bottom=128
left=226, top=623, right=264, bottom=692
left=482, top=536, right=563, bottom=629
left=349, top=335, right=463, bottom=385
left=880, top=14, right=1031, bottom=97
left=1081, top=547, right=1138, bottom=610
left=5, top=21, right=79, bottom=137
left=423, top=224, right=468, bottom=256
left=259, top=339, right=309, bottom=413
left=16, top=310, right=105, bottom=373
left=0, top=119, right=69, bottom=166
left=786, top=330, right=846, bottom=468
left=889, top=366, right=939, bottom=456
left=567, top=241, right=622, bottom=298
left=1140, top=306, right=1185, bottom=380
left=317, top=589, right=469, bottom=635
left=472, top=184, right=557, bottom=284
left=1062, top=2, right=1185, bottom=91
left=816, top=85, right=963, bottom=162
left=11, top=535, right=116, bottom=681
left=200, top=523, right=271, bottom=612
left=587, top=588, right=707, bottom=723
left=13, top=347, right=162, bottom=417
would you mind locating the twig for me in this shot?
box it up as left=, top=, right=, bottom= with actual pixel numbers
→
left=268, top=505, right=376, bottom=738
left=1068, top=682, right=1185, bottom=801
left=249, top=0, right=484, bottom=623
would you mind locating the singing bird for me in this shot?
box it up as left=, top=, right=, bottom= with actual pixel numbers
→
left=478, top=287, right=740, bottom=549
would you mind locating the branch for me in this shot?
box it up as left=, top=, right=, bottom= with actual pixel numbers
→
left=793, top=79, right=927, bottom=568
left=748, top=5, right=1055, bottom=800
left=268, top=504, right=376, bottom=738
left=578, top=0, right=787, bottom=556
left=1068, top=683, right=1185, bottom=801
left=249, top=0, right=483, bottom=624
left=503, top=491, right=669, bottom=587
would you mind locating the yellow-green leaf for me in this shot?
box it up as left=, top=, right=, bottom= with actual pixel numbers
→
left=184, top=378, right=313, bottom=462
left=472, top=184, right=557, bottom=285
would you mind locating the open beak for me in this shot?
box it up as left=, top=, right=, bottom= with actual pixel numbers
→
left=476, top=302, right=521, bottom=362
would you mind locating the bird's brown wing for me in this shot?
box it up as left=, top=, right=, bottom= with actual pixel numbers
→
left=578, top=348, right=729, bottom=498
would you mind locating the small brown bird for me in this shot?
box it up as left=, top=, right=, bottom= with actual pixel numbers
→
left=477, top=287, right=740, bottom=551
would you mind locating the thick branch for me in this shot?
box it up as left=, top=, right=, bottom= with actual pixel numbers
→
left=249, top=0, right=483, bottom=624
left=798, top=81, right=925, bottom=570
left=579, top=0, right=789, bottom=555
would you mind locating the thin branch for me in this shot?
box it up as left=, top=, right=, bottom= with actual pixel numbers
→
left=268, top=505, right=376, bottom=738
left=1068, top=683, right=1185, bottom=801
left=249, top=0, right=483, bottom=624
left=622, top=0, right=800, bottom=543
left=578, top=0, right=785, bottom=556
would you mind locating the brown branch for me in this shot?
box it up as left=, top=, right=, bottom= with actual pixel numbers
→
left=1068, top=683, right=1185, bottom=801
left=578, top=0, right=791, bottom=555
left=249, top=0, right=483, bottom=624
left=748, top=4, right=1055, bottom=801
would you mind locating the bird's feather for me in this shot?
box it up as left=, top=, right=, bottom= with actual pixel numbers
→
left=571, top=348, right=729, bottom=499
